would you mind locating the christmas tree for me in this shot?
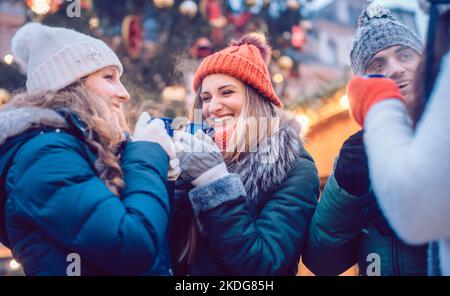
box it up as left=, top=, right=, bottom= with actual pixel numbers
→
left=3, top=0, right=314, bottom=116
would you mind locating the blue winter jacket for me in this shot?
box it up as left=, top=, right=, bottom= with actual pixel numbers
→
left=0, top=107, right=172, bottom=275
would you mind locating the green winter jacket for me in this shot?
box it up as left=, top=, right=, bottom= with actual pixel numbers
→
left=168, top=120, right=320, bottom=275
left=302, top=170, right=427, bottom=276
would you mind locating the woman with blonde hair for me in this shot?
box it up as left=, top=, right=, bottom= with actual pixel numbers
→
left=168, top=33, right=320, bottom=275
left=0, top=23, right=178, bottom=275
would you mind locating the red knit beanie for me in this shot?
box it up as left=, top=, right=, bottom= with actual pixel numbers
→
left=193, top=33, right=283, bottom=108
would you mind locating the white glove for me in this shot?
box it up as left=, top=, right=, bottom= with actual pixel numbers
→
left=174, top=130, right=229, bottom=187
left=133, top=112, right=181, bottom=180
left=167, top=158, right=181, bottom=181
left=133, top=112, right=176, bottom=159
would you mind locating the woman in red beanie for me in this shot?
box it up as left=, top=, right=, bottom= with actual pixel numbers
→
left=168, top=33, right=320, bottom=275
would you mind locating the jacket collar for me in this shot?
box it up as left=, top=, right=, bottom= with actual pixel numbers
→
left=0, top=106, right=68, bottom=146
left=227, top=118, right=305, bottom=203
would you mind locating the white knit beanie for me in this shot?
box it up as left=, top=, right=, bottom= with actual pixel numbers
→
left=11, top=22, right=123, bottom=93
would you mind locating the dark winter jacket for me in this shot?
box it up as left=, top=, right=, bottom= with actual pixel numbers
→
left=302, top=164, right=427, bottom=276
left=0, top=107, right=172, bottom=275
left=168, top=119, right=320, bottom=275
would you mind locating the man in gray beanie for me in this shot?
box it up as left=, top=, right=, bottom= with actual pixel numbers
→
left=350, top=3, right=423, bottom=108
left=302, top=4, right=427, bottom=276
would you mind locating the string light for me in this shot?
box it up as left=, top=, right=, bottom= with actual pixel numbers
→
left=278, top=56, right=294, bottom=71
left=340, top=94, right=350, bottom=109
left=9, top=259, right=21, bottom=270
left=153, top=0, right=174, bottom=9
left=161, top=85, right=187, bottom=102
left=89, top=17, right=100, bottom=30
left=179, top=0, right=198, bottom=18
left=272, top=73, right=284, bottom=84
left=3, top=54, right=14, bottom=65
left=296, top=114, right=310, bottom=131
left=0, top=88, right=11, bottom=105
left=26, top=0, right=52, bottom=15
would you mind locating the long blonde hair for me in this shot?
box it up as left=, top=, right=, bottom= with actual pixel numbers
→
left=191, top=84, right=284, bottom=164
left=4, top=81, right=129, bottom=196
left=176, top=83, right=284, bottom=265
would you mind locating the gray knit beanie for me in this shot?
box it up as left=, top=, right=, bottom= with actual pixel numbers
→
left=11, top=22, right=123, bottom=93
left=350, top=4, right=423, bottom=76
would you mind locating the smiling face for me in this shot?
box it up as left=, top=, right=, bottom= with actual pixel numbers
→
left=365, top=45, right=421, bottom=108
left=200, top=73, right=245, bottom=137
left=84, top=66, right=130, bottom=131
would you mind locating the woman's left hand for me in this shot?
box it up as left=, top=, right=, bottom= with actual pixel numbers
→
left=174, top=130, right=229, bottom=187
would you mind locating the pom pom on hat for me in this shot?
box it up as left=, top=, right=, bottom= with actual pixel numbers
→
left=230, top=33, right=272, bottom=65
left=358, top=3, right=393, bottom=27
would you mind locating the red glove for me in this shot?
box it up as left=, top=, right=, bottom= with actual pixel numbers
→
left=347, top=76, right=404, bottom=127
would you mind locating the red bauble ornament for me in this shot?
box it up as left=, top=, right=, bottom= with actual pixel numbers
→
left=291, top=25, right=306, bottom=50
left=122, top=15, right=143, bottom=59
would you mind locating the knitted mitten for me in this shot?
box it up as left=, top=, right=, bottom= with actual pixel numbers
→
left=347, top=76, right=404, bottom=126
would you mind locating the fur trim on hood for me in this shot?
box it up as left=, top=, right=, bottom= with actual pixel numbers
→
left=0, top=106, right=68, bottom=146
left=228, top=118, right=304, bottom=203
left=0, top=106, right=69, bottom=247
